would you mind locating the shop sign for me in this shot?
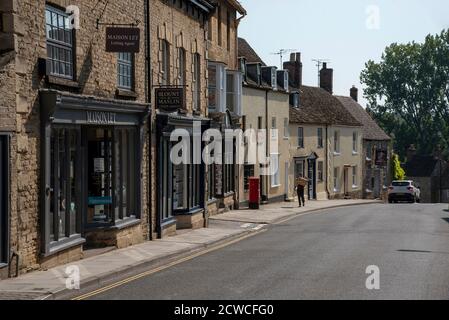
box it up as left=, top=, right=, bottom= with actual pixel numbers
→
left=86, top=111, right=117, bottom=124
left=106, top=27, right=140, bottom=53
left=155, top=88, right=185, bottom=111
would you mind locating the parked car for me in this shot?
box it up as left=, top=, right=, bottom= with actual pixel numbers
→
left=388, top=180, right=421, bottom=203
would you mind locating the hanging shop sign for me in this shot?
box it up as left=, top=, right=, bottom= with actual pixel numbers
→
left=106, top=27, right=140, bottom=53
left=155, top=88, right=185, bottom=112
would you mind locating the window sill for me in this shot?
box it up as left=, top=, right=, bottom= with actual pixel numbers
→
left=352, top=152, right=359, bottom=155
left=43, top=235, right=86, bottom=258
left=0, top=263, right=7, bottom=269
left=297, top=147, right=304, bottom=150
left=174, top=207, right=204, bottom=216
left=113, top=217, right=141, bottom=230
left=116, top=88, right=137, bottom=99
left=207, top=198, right=219, bottom=205
left=333, top=152, right=341, bottom=156
left=46, top=75, right=80, bottom=89
left=352, top=185, right=358, bottom=189
left=333, top=188, right=339, bottom=192
left=271, top=184, right=281, bottom=188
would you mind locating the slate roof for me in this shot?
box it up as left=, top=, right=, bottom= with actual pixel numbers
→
left=336, top=96, right=391, bottom=141
left=404, top=155, right=440, bottom=177
left=289, top=86, right=362, bottom=126
left=238, top=38, right=266, bottom=66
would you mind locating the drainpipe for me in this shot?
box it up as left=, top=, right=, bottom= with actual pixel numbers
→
left=325, top=124, right=330, bottom=199
left=145, top=0, right=153, bottom=241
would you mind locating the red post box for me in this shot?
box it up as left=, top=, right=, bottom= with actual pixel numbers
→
left=249, top=177, right=260, bottom=209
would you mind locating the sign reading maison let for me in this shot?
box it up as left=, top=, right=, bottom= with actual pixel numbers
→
left=106, top=27, right=140, bottom=53
left=86, top=111, right=117, bottom=124
left=155, top=88, right=185, bottom=111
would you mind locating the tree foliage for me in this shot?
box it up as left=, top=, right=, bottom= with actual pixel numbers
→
left=361, top=30, right=449, bottom=159
left=390, top=153, right=406, bottom=181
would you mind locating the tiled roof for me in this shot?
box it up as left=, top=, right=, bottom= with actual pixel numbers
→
left=289, top=86, right=362, bottom=126
left=335, top=96, right=391, bottom=141
left=238, top=38, right=266, bottom=66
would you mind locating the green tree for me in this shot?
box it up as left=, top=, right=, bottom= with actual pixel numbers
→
left=361, top=30, right=449, bottom=159
left=390, top=153, right=406, bottom=181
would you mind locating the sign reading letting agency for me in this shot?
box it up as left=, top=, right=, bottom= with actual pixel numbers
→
left=155, top=88, right=185, bottom=111
left=106, top=27, right=140, bottom=53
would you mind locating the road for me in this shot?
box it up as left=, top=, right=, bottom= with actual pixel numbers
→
left=89, top=203, right=449, bottom=300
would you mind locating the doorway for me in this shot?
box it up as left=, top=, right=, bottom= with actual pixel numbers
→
left=307, top=159, right=317, bottom=200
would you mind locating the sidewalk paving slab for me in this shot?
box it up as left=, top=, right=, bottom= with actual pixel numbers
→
left=0, top=199, right=381, bottom=300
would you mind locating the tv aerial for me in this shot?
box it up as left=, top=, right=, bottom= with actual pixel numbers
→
left=271, top=49, right=297, bottom=69
left=312, top=59, right=331, bottom=86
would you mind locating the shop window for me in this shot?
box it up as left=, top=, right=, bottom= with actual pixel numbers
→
left=208, top=62, right=226, bottom=113
left=49, top=128, right=81, bottom=243
left=45, top=5, right=74, bottom=79
left=244, top=165, right=255, bottom=192
left=193, top=53, right=201, bottom=111
left=294, top=159, right=305, bottom=179
left=0, top=135, right=9, bottom=265
left=117, top=52, right=134, bottom=90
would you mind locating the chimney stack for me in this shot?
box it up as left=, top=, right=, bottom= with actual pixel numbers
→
left=350, top=86, right=358, bottom=102
left=320, top=63, right=333, bottom=94
left=283, top=52, right=302, bottom=89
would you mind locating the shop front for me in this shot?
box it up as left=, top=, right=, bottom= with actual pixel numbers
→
left=39, top=90, right=149, bottom=255
left=156, top=113, right=209, bottom=235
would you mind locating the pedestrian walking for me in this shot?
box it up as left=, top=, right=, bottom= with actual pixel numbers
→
left=295, top=174, right=309, bottom=207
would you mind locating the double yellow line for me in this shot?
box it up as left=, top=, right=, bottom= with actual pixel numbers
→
left=72, top=230, right=265, bottom=300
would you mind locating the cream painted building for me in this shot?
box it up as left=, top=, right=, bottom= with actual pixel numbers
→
left=285, top=54, right=363, bottom=201
left=238, top=39, right=291, bottom=205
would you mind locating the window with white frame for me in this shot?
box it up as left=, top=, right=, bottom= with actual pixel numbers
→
left=208, top=62, right=226, bottom=112
left=333, top=167, right=339, bottom=191
left=352, top=166, right=358, bottom=187
left=283, top=71, right=289, bottom=92
left=352, top=131, right=358, bottom=153
left=298, top=127, right=304, bottom=148
left=117, top=52, right=134, bottom=90
left=45, top=5, right=74, bottom=79
left=334, top=130, right=340, bottom=154
left=226, top=70, right=242, bottom=115
left=271, top=154, right=280, bottom=187
left=271, top=117, right=276, bottom=138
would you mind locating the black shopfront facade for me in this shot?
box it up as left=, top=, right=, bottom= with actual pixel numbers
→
left=39, top=90, right=149, bottom=255
left=156, top=112, right=209, bottom=234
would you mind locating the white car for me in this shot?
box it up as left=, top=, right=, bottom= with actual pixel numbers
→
left=388, top=180, right=421, bottom=203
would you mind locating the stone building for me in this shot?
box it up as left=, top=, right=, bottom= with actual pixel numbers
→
left=336, top=88, right=391, bottom=199
left=0, top=0, right=151, bottom=279
left=238, top=38, right=291, bottom=205
left=404, top=146, right=449, bottom=203
left=150, top=0, right=215, bottom=237
left=287, top=55, right=363, bottom=200
left=206, top=0, right=246, bottom=215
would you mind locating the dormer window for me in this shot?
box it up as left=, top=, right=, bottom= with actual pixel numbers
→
left=238, top=57, right=247, bottom=82
left=283, top=71, right=289, bottom=92
left=290, top=92, right=300, bottom=108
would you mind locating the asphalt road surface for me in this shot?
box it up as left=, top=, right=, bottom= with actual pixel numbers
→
left=89, top=203, right=449, bottom=300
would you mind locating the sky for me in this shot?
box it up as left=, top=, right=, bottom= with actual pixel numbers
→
left=238, top=0, right=449, bottom=107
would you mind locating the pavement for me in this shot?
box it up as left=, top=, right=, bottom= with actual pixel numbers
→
left=0, top=199, right=380, bottom=300
left=88, top=203, right=449, bottom=300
